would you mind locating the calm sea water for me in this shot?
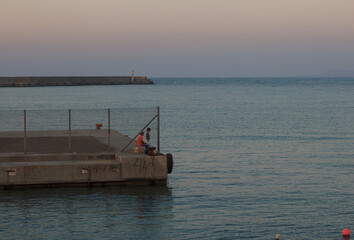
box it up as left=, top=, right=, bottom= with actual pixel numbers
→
left=0, top=78, right=353, bottom=239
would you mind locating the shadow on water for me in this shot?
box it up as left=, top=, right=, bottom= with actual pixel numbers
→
left=0, top=185, right=173, bottom=201
left=0, top=186, right=174, bottom=239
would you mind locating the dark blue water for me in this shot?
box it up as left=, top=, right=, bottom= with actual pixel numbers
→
left=0, top=78, right=353, bottom=239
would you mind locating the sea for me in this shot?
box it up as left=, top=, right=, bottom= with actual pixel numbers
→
left=0, top=77, right=353, bottom=240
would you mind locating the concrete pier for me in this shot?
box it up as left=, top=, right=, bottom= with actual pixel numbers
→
left=0, top=76, right=153, bottom=87
left=0, top=129, right=172, bottom=189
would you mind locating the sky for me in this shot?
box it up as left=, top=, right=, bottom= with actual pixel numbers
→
left=1, top=0, right=354, bottom=77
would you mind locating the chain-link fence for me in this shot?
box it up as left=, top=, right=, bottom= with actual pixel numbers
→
left=0, top=107, right=160, bottom=154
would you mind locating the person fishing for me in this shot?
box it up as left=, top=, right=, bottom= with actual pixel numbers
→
left=136, top=131, right=149, bottom=148
left=145, top=128, right=151, bottom=144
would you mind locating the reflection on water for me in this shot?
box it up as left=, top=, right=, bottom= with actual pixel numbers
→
left=0, top=186, right=173, bottom=239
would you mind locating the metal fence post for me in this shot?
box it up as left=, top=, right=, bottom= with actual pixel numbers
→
left=120, top=114, right=158, bottom=153
left=108, top=108, right=111, bottom=152
left=68, top=109, right=71, bottom=153
left=157, top=106, right=160, bottom=153
left=24, top=109, right=27, bottom=155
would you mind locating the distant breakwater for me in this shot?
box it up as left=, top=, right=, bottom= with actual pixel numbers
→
left=0, top=76, right=153, bottom=87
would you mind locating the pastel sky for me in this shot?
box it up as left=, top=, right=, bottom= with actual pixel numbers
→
left=1, top=0, right=354, bottom=77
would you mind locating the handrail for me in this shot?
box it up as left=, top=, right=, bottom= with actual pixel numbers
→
left=24, top=110, right=27, bottom=155
left=108, top=108, right=111, bottom=152
left=14, top=107, right=161, bottom=154
left=68, top=109, right=71, bottom=153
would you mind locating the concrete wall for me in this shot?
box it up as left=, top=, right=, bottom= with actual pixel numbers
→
left=0, top=153, right=168, bottom=189
left=118, top=155, right=167, bottom=181
left=0, top=76, right=153, bottom=87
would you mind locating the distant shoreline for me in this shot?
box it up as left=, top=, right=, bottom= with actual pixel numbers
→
left=0, top=76, right=154, bottom=87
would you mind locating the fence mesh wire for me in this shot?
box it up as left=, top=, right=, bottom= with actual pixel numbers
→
left=0, top=110, right=24, bottom=131
left=0, top=108, right=158, bottom=153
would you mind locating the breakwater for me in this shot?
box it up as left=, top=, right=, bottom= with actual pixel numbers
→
left=0, top=76, right=153, bottom=87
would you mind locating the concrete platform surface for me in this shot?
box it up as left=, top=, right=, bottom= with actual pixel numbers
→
left=0, top=129, right=170, bottom=189
left=0, top=129, right=134, bottom=154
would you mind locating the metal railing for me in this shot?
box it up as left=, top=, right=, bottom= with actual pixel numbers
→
left=1, top=107, right=160, bottom=154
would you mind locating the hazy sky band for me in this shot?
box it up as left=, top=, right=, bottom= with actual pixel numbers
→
left=1, top=0, right=354, bottom=77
